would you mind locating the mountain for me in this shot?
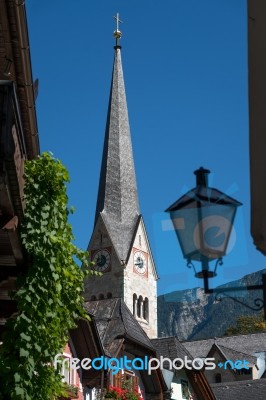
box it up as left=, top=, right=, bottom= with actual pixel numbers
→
left=157, top=269, right=266, bottom=340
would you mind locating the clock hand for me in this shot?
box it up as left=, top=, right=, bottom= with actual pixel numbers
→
left=135, top=259, right=143, bottom=267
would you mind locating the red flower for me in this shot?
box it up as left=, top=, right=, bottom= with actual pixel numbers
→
left=106, top=385, right=143, bottom=400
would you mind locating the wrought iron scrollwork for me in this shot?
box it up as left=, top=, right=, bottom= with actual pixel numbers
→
left=186, top=259, right=197, bottom=275
left=213, top=291, right=264, bottom=312
left=213, top=258, right=223, bottom=275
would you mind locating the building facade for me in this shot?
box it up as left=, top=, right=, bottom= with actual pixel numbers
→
left=248, top=0, right=266, bottom=255
left=0, top=0, right=39, bottom=339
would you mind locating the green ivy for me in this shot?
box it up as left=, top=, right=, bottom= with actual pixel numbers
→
left=0, top=152, right=92, bottom=400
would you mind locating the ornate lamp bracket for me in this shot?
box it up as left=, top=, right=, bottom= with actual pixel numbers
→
left=186, top=259, right=197, bottom=275
left=214, top=258, right=223, bottom=275
left=213, top=287, right=265, bottom=313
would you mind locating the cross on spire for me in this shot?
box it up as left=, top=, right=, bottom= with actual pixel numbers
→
left=114, top=12, right=122, bottom=31
left=113, top=12, right=123, bottom=45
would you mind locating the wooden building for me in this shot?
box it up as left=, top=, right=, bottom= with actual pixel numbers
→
left=0, top=0, right=39, bottom=338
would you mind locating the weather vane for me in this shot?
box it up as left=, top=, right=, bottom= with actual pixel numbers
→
left=113, top=12, right=123, bottom=46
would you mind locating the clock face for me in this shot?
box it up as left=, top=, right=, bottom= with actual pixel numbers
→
left=133, top=251, right=147, bottom=275
left=92, top=249, right=111, bottom=272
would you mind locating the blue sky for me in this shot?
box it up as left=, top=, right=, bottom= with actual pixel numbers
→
left=26, top=0, right=266, bottom=295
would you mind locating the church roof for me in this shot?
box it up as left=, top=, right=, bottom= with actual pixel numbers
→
left=84, top=298, right=154, bottom=356
left=94, top=45, right=140, bottom=261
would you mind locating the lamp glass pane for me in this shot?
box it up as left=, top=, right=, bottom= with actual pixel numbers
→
left=200, top=204, right=236, bottom=258
left=170, top=207, right=200, bottom=259
left=170, top=204, right=236, bottom=261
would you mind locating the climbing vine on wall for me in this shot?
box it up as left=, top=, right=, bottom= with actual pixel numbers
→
left=0, top=152, right=92, bottom=400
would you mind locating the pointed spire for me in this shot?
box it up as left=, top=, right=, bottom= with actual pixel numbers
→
left=94, top=33, right=140, bottom=261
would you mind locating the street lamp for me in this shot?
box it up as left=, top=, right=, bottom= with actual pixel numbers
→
left=166, top=167, right=266, bottom=319
left=165, top=167, right=242, bottom=291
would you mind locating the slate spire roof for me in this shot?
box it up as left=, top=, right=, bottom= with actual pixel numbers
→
left=94, top=45, right=140, bottom=260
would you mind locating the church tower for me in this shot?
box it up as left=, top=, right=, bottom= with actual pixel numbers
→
left=85, top=17, right=158, bottom=338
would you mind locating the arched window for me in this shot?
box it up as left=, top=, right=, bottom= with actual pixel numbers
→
left=107, top=292, right=112, bottom=299
left=98, top=294, right=104, bottom=300
left=133, top=294, right=137, bottom=316
left=215, top=373, right=221, bottom=383
left=137, top=296, right=143, bottom=318
left=91, top=295, right=96, bottom=301
left=144, top=297, right=149, bottom=321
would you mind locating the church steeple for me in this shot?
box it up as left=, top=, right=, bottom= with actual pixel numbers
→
left=86, top=18, right=158, bottom=338
left=95, top=26, right=140, bottom=261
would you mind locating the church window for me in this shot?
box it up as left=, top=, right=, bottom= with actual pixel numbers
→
left=137, top=296, right=143, bottom=318
left=98, top=294, right=104, bottom=300
left=107, top=292, right=112, bottom=299
left=90, top=295, right=96, bottom=301
left=133, top=294, right=137, bottom=316
left=134, top=295, right=149, bottom=321
left=144, top=297, right=149, bottom=321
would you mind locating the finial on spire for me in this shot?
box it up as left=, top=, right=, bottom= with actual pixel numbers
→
left=113, top=12, right=123, bottom=46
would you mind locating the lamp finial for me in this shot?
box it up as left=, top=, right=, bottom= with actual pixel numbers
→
left=194, top=167, right=210, bottom=187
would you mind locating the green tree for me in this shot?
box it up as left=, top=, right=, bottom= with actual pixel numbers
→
left=0, top=153, right=93, bottom=400
left=224, top=312, right=266, bottom=335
